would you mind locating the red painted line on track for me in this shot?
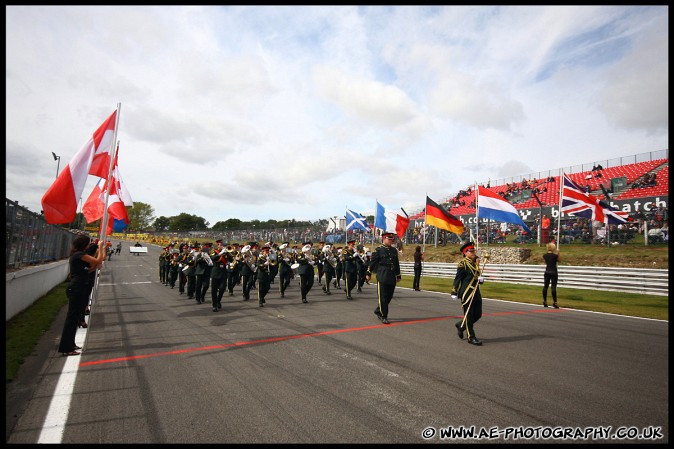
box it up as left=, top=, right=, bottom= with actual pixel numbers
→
left=79, top=307, right=564, bottom=367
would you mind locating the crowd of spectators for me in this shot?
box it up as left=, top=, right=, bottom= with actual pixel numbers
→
left=495, top=177, right=551, bottom=203
left=631, top=172, right=657, bottom=189
left=447, top=186, right=474, bottom=209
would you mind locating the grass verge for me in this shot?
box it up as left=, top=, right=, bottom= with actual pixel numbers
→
left=6, top=282, right=68, bottom=384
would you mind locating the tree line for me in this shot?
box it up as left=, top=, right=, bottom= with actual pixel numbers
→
left=77, top=201, right=329, bottom=233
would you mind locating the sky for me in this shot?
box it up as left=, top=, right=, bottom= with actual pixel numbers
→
left=5, top=5, right=669, bottom=226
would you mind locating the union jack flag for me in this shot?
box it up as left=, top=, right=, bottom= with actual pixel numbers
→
left=561, top=173, right=629, bottom=224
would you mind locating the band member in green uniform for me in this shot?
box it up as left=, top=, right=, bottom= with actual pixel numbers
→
left=316, top=241, right=325, bottom=286
left=366, top=232, right=401, bottom=324
left=210, top=240, right=227, bottom=311
left=194, top=243, right=213, bottom=304
left=240, top=243, right=257, bottom=301
left=256, top=245, right=272, bottom=307
left=356, top=245, right=369, bottom=293
left=342, top=240, right=358, bottom=300
left=186, top=245, right=198, bottom=299
left=178, top=244, right=190, bottom=295
left=159, top=246, right=170, bottom=285
left=277, top=242, right=293, bottom=298
left=321, top=244, right=336, bottom=295
left=168, top=252, right=180, bottom=289
left=451, top=242, right=484, bottom=346
left=296, top=242, right=315, bottom=303
left=334, top=247, right=344, bottom=289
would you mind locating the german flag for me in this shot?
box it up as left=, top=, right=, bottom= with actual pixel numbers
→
left=425, top=196, right=465, bottom=235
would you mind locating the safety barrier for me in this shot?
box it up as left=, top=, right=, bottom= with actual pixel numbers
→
left=400, top=262, right=668, bottom=296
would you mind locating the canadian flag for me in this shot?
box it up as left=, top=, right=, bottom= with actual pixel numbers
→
left=40, top=109, right=117, bottom=224
left=82, top=177, right=106, bottom=223
left=82, top=147, right=132, bottom=225
left=88, top=110, right=118, bottom=178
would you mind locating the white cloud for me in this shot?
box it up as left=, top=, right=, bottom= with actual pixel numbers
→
left=6, top=5, right=668, bottom=225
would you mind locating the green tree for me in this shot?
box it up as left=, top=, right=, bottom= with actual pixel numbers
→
left=128, top=202, right=155, bottom=231
left=170, top=213, right=208, bottom=231
left=153, top=216, right=171, bottom=232
left=212, top=218, right=243, bottom=230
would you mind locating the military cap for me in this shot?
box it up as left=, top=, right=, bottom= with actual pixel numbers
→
left=460, top=242, right=475, bottom=254
left=382, top=232, right=396, bottom=239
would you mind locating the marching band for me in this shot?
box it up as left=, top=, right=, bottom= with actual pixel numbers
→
left=156, top=239, right=373, bottom=309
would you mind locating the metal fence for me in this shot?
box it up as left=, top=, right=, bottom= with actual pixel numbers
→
left=400, top=262, right=668, bottom=296
left=5, top=198, right=76, bottom=270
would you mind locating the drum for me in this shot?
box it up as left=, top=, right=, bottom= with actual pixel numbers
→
left=290, top=263, right=300, bottom=270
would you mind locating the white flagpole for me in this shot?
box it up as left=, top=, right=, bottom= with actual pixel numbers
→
left=345, top=206, right=348, bottom=244
left=93, top=103, right=121, bottom=307
left=98, top=103, right=121, bottom=246
left=557, top=170, right=563, bottom=249
left=374, top=199, right=378, bottom=244
left=422, top=195, right=427, bottom=254
left=474, top=182, right=479, bottom=251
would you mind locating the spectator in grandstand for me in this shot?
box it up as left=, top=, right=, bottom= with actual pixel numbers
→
left=542, top=242, right=560, bottom=309
left=661, top=222, right=669, bottom=242
left=541, top=214, right=551, bottom=244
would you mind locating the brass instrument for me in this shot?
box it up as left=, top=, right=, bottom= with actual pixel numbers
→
left=357, top=247, right=369, bottom=263
left=257, top=253, right=270, bottom=271
left=322, top=244, right=337, bottom=268
left=268, top=246, right=278, bottom=266
left=280, top=246, right=295, bottom=266
left=302, top=244, right=317, bottom=266
left=341, top=246, right=355, bottom=263
left=241, top=245, right=257, bottom=272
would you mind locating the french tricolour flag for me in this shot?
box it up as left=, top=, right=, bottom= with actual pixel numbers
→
left=375, top=201, right=410, bottom=239
left=477, top=186, right=532, bottom=233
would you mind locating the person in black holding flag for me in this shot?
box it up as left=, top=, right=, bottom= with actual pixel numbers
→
left=451, top=242, right=484, bottom=346
left=366, top=232, right=401, bottom=324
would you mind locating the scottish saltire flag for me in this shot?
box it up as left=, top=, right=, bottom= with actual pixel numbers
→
left=477, top=186, right=532, bottom=233
left=561, top=174, right=628, bottom=224
left=346, top=209, right=370, bottom=231
left=375, top=201, right=410, bottom=239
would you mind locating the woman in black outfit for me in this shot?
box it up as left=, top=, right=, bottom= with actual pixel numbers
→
left=412, top=246, right=424, bottom=291
left=58, top=234, right=105, bottom=356
left=542, top=242, right=560, bottom=308
left=80, top=240, right=100, bottom=326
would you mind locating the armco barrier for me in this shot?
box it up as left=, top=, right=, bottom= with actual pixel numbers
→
left=400, top=262, right=668, bottom=296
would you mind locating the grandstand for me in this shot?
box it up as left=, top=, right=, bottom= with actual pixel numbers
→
left=409, top=151, right=669, bottom=220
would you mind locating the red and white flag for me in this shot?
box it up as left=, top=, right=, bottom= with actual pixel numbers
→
left=88, top=110, right=118, bottom=179
left=40, top=109, right=118, bottom=224
left=81, top=177, right=106, bottom=223
left=82, top=147, right=132, bottom=224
